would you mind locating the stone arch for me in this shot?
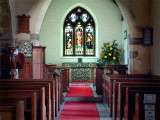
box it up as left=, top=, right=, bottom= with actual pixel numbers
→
left=37, top=0, right=150, bottom=74
left=0, top=0, right=12, bottom=47
left=116, top=0, right=136, bottom=38
left=0, top=0, right=12, bottom=78
left=115, top=0, right=151, bottom=74
left=115, top=0, right=135, bottom=73
left=36, top=0, right=133, bottom=70
left=34, top=0, right=52, bottom=34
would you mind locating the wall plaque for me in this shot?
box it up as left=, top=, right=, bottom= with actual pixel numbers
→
left=143, top=27, right=153, bottom=45
left=144, top=94, right=156, bottom=104
left=17, top=14, right=30, bottom=33
left=145, top=105, right=155, bottom=120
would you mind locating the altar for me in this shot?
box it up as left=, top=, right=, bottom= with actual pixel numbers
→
left=62, top=63, right=97, bottom=81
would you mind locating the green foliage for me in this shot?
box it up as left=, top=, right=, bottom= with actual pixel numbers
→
left=97, top=40, right=121, bottom=66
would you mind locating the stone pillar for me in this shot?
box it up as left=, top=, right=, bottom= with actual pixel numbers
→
left=30, top=33, right=40, bottom=46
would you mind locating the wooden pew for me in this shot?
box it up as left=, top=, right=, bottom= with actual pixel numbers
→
left=103, top=74, right=152, bottom=105
left=116, top=82, right=160, bottom=120
left=112, top=79, right=160, bottom=119
left=0, top=84, right=49, bottom=120
left=0, top=101, right=24, bottom=120
left=3, top=79, right=56, bottom=119
left=0, top=91, right=38, bottom=120
left=133, top=93, right=160, bottom=120
left=124, top=88, right=160, bottom=120
left=0, top=81, right=52, bottom=120
left=55, top=76, right=60, bottom=117
left=52, top=67, right=71, bottom=107
left=44, top=65, right=62, bottom=117
left=102, top=74, right=160, bottom=117
left=0, top=79, right=58, bottom=120
left=0, top=63, right=61, bottom=120
left=52, top=67, right=70, bottom=92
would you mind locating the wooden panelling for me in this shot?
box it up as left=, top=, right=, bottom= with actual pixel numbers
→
left=17, top=14, right=30, bottom=33
left=33, top=50, right=41, bottom=63
left=96, top=67, right=104, bottom=95
left=32, top=46, right=46, bottom=79
left=19, top=46, right=46, bottom=79
left=0, top=107, right=16, bottom=120
left=61, top=69, right=69, bottom=92
left=33, top=64, right=41, bottom=79
left=19, top=58, right=32, bottom=79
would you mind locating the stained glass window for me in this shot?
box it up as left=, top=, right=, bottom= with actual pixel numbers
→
left=80, top=13, right=89, bottom=22
left=85, top=23, right=94, bottom=55
left=75, top=22, right=83, bottom=55
left=64, top=7, right=95, bottom=56
left=77, top=8, right=81, bottom=13
left=69, top=13, right=78, bottom=22
left=65, top=23, right=73, bottom=55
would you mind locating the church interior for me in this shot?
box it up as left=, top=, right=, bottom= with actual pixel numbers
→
left=0, top=0, right=160, bottom=120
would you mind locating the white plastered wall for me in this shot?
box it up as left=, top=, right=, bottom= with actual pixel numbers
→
left=40, top=0, right=123, bottom=66
left=151, top=0, right=160, bottom=75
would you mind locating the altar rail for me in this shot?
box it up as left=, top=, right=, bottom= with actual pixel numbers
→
left=62, top=63, right=97, bottom=81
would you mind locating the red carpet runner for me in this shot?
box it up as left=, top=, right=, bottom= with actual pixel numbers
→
left=69, top=81, right=93, bottom=84
left=65, top=85, right=94, bottom=97
left=58, top=85, right=100, bottom=120
left=58, top=102, right=100, bottom=120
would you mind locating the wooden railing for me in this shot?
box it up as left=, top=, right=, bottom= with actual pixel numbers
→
left=43, top=64, right=60, bottom=79
left=96, top=65, right=128, bottom=95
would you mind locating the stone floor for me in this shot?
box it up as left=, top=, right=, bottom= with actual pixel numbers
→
left=56, top=82, right=112, bottom=120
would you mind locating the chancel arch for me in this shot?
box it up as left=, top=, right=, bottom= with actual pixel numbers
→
left=0, top=0, right=12, bottom=52
left=12, top=0, right=152, bottom=74
left=40, top=0, right=123, bottom=66
left=115, top=0, right=152, bottom=74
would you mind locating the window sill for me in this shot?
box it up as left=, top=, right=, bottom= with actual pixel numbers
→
left=61, top=56, right=98, bottom=59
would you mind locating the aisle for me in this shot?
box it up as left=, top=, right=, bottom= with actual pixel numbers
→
left=58, top=102, right=100, bottom=120
left=65, top=85, right=94, bottom=97
left=58, top=85, right=100, bottom=120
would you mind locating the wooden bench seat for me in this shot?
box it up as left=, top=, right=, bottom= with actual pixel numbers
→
left=124, top=88, right=160, bottom=120
left=123, top=87, right=160, bottom=120
left=0, top=83, right=51, bottom=120
left=0, top=78, right=61, bottom=120
left=0, top=79, right=59, bottom=118
left=0, top=88, right=47, bottom=120
left=134, top=93, right=160, bottom=120
left=0, top=91, right=38, bottom=120
left=116, top=83, right=160, bottom=120
left=103, top=74, right=159, bottom=107
left=0, top=79, right=60, bottom=119
left=102, top=74, right=160, bottom=117
left=0, top=101, right=24, bottom=120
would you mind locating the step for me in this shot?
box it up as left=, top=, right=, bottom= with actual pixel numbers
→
left=65, top=97, right=102, bottom=102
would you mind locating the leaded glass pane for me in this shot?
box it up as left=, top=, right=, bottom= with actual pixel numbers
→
left=80, top=13, right=89, bottom=22
left=85, top=23, right=94, bottom=55
left=64, top=7, right=95, bottom=56
left=69, top=13, right=78, bottom=22
left=75, top=22, right=83, bottom=55
left=65, top=23, right=73, bottom=55
left=77, top=8, right=81, bottom=13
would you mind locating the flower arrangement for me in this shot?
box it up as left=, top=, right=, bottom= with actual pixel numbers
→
left=97, top=40, right=121, bottom=66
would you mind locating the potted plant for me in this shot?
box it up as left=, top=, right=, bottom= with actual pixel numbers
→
left=97, top=40, right=121, bottom=66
